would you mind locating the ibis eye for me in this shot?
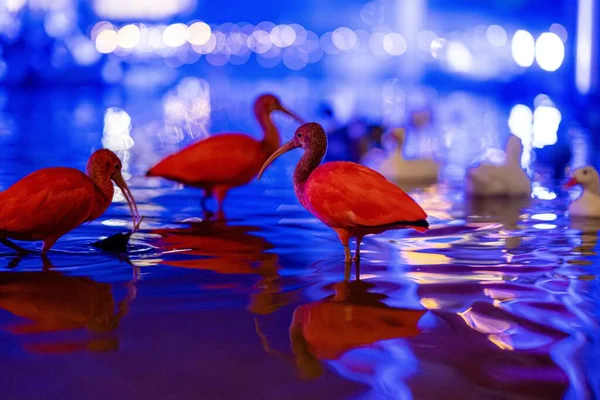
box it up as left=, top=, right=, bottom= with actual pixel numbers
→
left=115, top=163, right=121, bottom=169
left=297, top=133, right=301, bottom=138
left=583, top=170, right=588, bottom=175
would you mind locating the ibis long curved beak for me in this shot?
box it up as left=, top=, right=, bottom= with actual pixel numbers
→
left=257, top=140, right=299, bottom=179
left=112, top=172, right=140, bottom=231
left=564, top=177, right=578, bottom=188
left=278, top=105, right=305, bottom=124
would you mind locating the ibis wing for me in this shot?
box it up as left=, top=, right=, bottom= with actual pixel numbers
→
left=147, top=134, right=265, bottom=185
left=304, top=162, right=427, bottom=228
left=0, top=168, right=96, bottom=236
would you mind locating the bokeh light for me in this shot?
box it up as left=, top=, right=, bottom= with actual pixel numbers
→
left=486, top=25, right=507, bottom=47
left=532, top=105, right=562, bottom=147
left=511, top=30, right=535, bottom=67
left=332, top=27, right=357, bottom=51
left=508, top=104, right=533, bottom=140
left=270, top=24, right=296, bottom=48
left=118, top=24, right=141, bottom=49
left=162, top=23, right=188, bottom=47
left=446, top=41, right=472, bottom=72
left=95, top=29, right=118, bottom=54
left=430, top=38, right=447, bottom=60
left=187, top=22, right=211, bottom=46
left=549, top=23, right=568, bottom=43
left=535, top=32, right=564, bottom=72
left=382, top=33, right=407, bottom=56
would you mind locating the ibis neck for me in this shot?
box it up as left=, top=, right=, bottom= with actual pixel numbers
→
left=87, top=168, right=114, bottom=204
left=293, top=146, right=326, bottom=206
left=256, top=110, right=280, bottom=154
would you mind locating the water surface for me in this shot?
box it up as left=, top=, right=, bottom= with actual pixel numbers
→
left=0, top=81, right=598, bottom=400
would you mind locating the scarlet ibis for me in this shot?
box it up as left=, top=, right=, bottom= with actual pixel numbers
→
left=0, top=149, right=139, bottom=255
left=146, top=94, right=303, bottom=218
left=258, top=122, right=429, bottom=262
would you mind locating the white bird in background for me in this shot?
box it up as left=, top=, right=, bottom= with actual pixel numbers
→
left=376, top=128, right=440, bottom=184
left=465, top=135, right=531, bottom=197
left=564, top=166, right=600, bottom=218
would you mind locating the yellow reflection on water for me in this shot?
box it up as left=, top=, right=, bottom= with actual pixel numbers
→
left=420, top=297, right=442, bottom=309
left=401, top=250, right=451, bottom=265
left=488, top=333, right=514, bottom=351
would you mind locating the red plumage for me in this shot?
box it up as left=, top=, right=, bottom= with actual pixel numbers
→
left=304, top=161, right=427, bottom=229
left=146, top=94, right=303, bottom=218
left=258, top=122, right=428, bottom=262
left=0, top=149, right=138, bottom=255
left=0, top=168, right=101, bottom=240
left=147, top=134, right=267, bottom=189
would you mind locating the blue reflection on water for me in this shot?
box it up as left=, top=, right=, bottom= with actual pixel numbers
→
left=0, top=79, right=598, bottom=399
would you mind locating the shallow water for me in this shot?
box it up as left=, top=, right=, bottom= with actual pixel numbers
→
left=0, top=81, right=598, bottom=400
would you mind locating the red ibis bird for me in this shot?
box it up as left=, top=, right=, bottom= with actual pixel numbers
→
left=0, top=149, right=139, bottom=255
left=146, top=94, right=303, bottom=219
left=258, top=122, right=428, bottom=262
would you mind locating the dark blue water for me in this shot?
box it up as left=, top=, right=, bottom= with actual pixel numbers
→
left=0, top=80, right=598, bottom=400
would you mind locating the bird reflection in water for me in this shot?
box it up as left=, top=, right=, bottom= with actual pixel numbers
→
left=154, top=222, right=298, bottom=315
left=0, top=257, right=138, bottom=353
left=257, top=263, right=426, bottom=379
left=466, top=196, right=531, bottom=249
left=569, top=218, right=600, bottom=258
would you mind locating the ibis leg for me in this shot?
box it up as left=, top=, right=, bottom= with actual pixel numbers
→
left=41, top=237, right=58, bottom=256
left=353, top=235, right=364, bottom=262
left=0, top=238, right=29, bottom=255
left=344, top=246, right=351, bottom=263
left=334, top=228, right=352, bottom=263
left=215, top=188, right=228, bottom=221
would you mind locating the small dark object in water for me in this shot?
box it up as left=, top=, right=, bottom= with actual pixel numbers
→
left=92, top=217, right=143, bottom=252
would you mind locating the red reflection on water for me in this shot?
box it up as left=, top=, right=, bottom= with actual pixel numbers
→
left=0, top=261, right=136, bottom=354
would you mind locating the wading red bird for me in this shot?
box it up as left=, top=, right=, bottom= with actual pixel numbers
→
left=146, top=94, right=303, bottom=218
left=258, top=122, right=428, bottom=262
left=0, top=149, right=138, bottom=255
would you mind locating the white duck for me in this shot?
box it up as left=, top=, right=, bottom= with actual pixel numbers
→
left=565, top=166, right=600, bottom=218
left=377, top=128, right=440, bottom=183
left=465, top=135, right=531, bottom=197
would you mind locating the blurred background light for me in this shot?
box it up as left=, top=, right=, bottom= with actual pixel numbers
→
left=535, top=32, right=564, bottom=71
left=446, top=41, right=472, bottom=72
left=93, top=0, right=196, bottom=20
left=382, top=33, right=407, bottom=56
left=532, top=105, right=562, bottom=148
left=549, top=23, right=568, bottom=43
left=271, top=24, right=296, bottom=48
left=118, top=24, right=141, bottom=49
left=96, top=29, right=118, bottom=54
left=486, top=25, right=507, bottom=47
left=508, top=104, right=533, bottom=141
left=102, top=107, right=134, bottom=151
left=332, top=27, right=358, bottom=51
left=187, top=21, right=211, bottom=46
left=512, top=30, right=535, bottom=68
left=163, top=23, right=188, bottom=48
left=576, top=0, right=594, bottom=94
left=417, top=30, right=437, bottom=52
left=430, top=38, right=447, bottom=60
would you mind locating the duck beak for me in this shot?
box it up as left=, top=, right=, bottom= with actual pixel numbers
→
left=112, top=172, right=140, bottom=231
left=257, top=140, right=299, bottom=179
left=564, top=177, right=578, bottom=188
left=277, top=105, right=305, bottom=124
